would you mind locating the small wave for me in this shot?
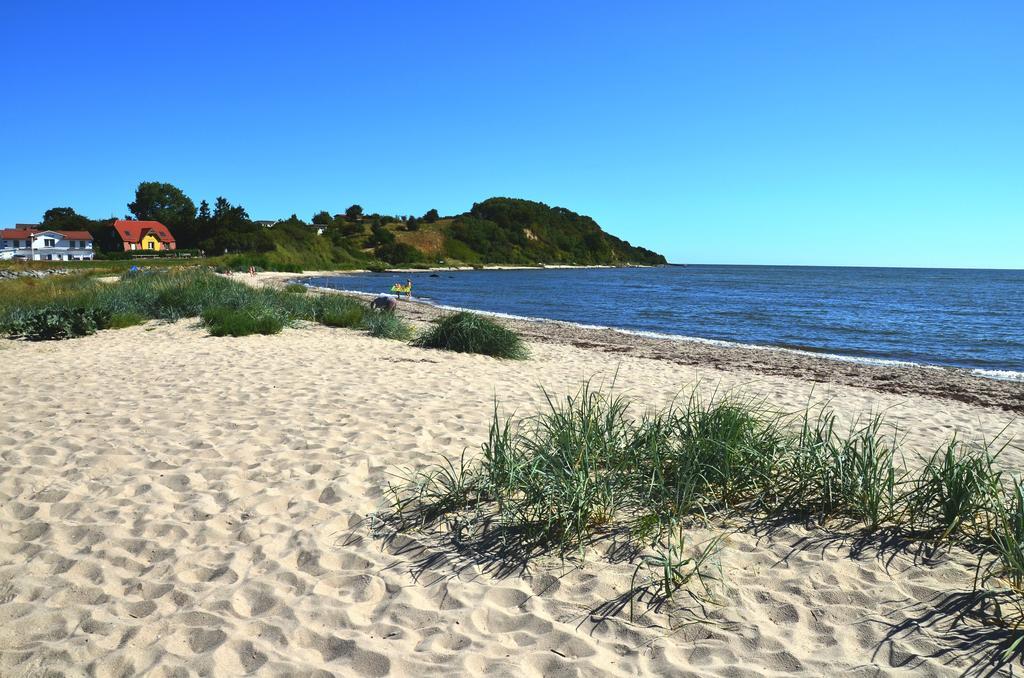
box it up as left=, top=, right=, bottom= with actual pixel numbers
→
left=970, top=369, right=1024, bottom=382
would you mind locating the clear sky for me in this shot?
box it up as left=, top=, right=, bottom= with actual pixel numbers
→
left=1, top=2, right=1021, bottom=267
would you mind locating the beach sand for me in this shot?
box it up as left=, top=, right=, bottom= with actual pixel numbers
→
left=1, top=292, right=1023, bottom=675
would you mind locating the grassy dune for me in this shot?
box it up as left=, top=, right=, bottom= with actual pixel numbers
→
left=384, top=384, right=1024, bottom=649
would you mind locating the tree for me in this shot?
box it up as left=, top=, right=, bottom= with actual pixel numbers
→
left=128, top=181, right=197, bottom=246
left=42, top=207, right=91, bottom=231
left=312, top=211, right=332, bottom=225
left=41, top=207, right=119, bottom=252
left=376, top=242, right=424, bottom=264
left=367, top=223, right=395, bottom=247
left=345, top=204, right=363, bottom=221
left=422, top=208, right=439, bottom=223
left=198, top=196, right=271, bottom=254
left=406, top=217, right=420, bottom=231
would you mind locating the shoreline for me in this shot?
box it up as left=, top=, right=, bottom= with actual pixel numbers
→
left=262, top=271, right=1024, bottom=414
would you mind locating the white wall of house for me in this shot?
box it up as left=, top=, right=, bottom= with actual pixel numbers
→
left=0, top=231, right=94, bottom=261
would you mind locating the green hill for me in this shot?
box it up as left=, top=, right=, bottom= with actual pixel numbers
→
left=434, top=198, right=666, bottom=266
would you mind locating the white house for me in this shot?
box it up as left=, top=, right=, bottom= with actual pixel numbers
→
left=0, top=227, right=95, bottom=261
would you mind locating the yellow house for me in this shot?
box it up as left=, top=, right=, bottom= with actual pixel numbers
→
left=113, top=220, right=177, bottom=252
left=141, top=233, right=164, bottom=250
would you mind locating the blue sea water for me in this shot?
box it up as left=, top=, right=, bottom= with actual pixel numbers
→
left=305, top=266, right=1024, bottom=379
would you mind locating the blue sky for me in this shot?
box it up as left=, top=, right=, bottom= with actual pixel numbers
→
left=1, top=2, right=1021, bottom=267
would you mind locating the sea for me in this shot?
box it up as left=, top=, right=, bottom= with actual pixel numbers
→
left=304, top=266, right=1024, bottom=380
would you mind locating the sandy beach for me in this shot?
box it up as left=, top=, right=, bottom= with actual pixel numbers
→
left=2, top=280, right=1023, bottom=676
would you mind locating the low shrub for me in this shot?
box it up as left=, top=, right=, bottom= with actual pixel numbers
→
left=412, top=311, right=527, bottom=359
left=202, top=306, right=284, bottom=337
left=363, top=311, right=413, bottom=340
left=321, top=306, right=365, bottom=328
left=15, top=306, right=111, bottom=341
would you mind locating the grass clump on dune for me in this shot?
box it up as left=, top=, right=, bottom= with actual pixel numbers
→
left=319, top=305, right=366, bottom=328
left=412, top=311, right=527, bottom=359
left=383, top=382, right=1024, bottom=636
left=363, top=311, right=414, bottom=340
left=201, top=306, right=285, bottom=337
left=107, top=311, right=148, bottom=329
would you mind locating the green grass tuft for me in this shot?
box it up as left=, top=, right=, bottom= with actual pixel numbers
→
left=202, top=306, right=284, bottom=337
left=362, top=311, right=413, bottom=340
left=382, top=382, right=1023, bottom=636
left=412, top=311, right=527, bottom=359
left=107, top=312, right=148, bottom=329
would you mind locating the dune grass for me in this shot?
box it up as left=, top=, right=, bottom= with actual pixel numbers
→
left=383, top=383, right=1024, bottom=631
left=0, top=270, right=526, bottom=353
left=363, top=311, right=414, bottom=340
left=107, top=311, right=148, bottom=329
left=0, top=269, right=372, bottom=339
left=412, top=311, right=527, bottom=359
left=202, top=306, right=285, bottom=337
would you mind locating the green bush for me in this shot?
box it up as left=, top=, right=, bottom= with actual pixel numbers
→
left=412, top=311, right=527, bottom=359
left=321, top=306, right=365, bottom=328
left=15, top=306, right=111, bottom=341
left=202, top=306, right=284, bottom=337
left=363, top=311, right=413, bottom=340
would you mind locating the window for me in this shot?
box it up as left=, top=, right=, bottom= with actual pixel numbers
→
left=148, top=241, right=155, bottom=250
left=44, top=238, right=55, bottom=247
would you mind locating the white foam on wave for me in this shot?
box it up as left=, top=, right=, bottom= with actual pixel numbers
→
left=303, top=280, right=1024, bottom=382
left=970, top=369, right=1024, bottom=382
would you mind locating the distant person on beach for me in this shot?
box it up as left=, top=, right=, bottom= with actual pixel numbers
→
left=390, top=279, right=413, bottom=299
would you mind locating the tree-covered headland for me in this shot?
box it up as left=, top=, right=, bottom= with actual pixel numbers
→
left=32, top=182, right=667, bottom=270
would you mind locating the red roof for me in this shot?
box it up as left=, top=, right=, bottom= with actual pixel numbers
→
left=1, top=228, right=93, bottom=240
left=113, top=220, right=176, bottom=244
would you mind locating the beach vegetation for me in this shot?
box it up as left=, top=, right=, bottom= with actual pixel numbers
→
left=382, top=382, right=1023, bottom=634
left=907, top=438, right=1004, bottom=541
left=363, top=311, right=414, bottom=340
left=202, top=306, right=285, bottom=336
left=0, top=269, right=422, bottom=343
left=412, top=311, right=528, bottom=359
left=11, top=306, right=111, bottom=341
left=107, top=311, right=147, bottom=329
